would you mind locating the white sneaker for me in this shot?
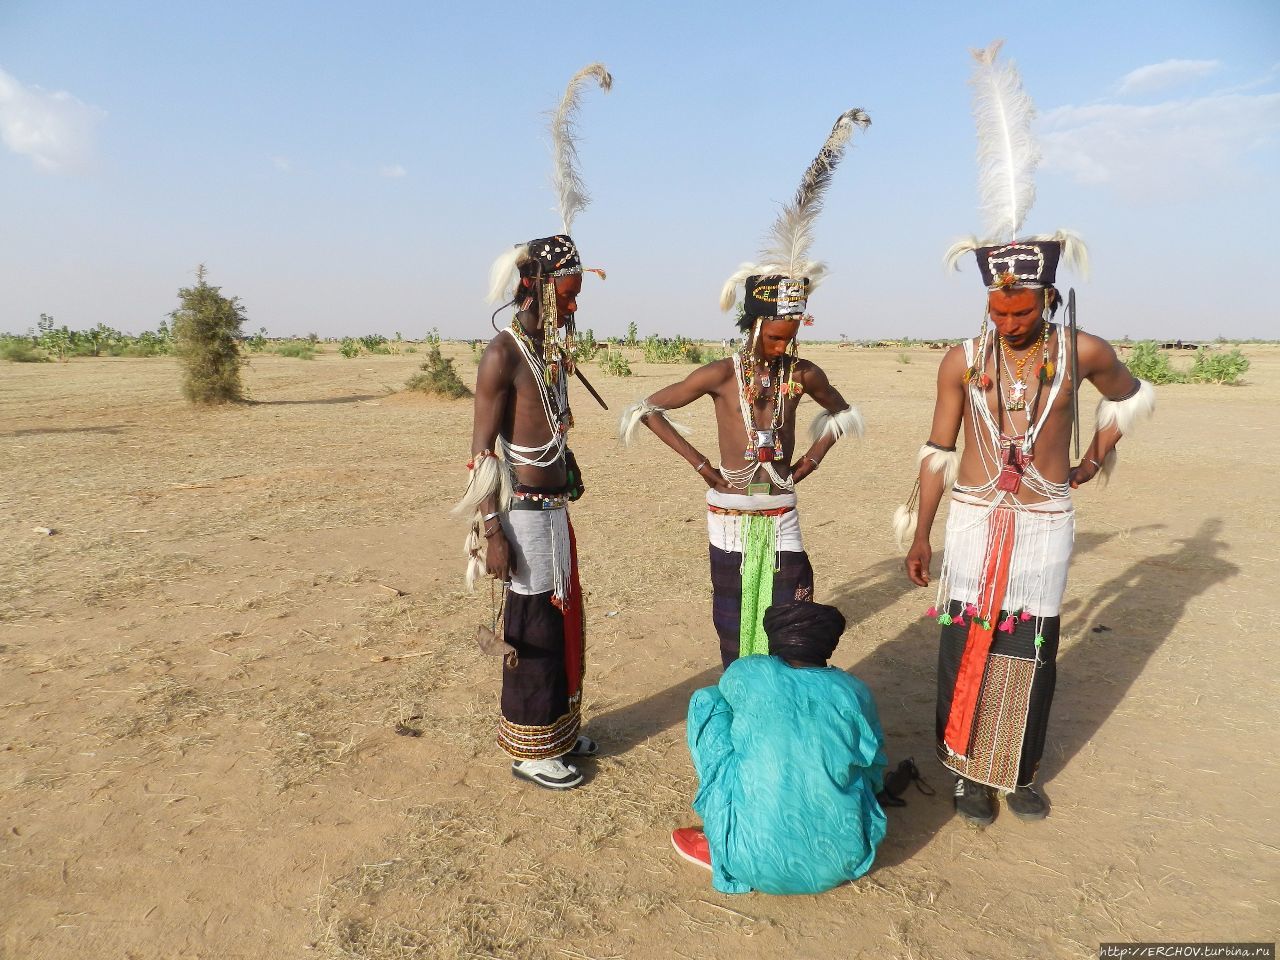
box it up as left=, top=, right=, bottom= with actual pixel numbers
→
left=511, top=757, right=583, bottom=790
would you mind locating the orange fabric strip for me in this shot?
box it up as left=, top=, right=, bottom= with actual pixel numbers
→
left=943, top=507, right=1015, bottom=757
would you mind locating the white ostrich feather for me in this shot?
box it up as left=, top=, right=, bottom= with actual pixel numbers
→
left=969, top=40, right=1040, bottom=243
left=757, top=108, right=870, bottom=279
left=549, top=62, right=612, bottom=235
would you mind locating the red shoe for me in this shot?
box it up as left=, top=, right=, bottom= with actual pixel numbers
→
left=671, top=827, right=711, bottom=871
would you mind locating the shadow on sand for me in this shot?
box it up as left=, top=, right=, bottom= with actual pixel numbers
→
left=251, top=394, right=384, bottom=407
left=4, top=425, right=126, bottom=437
left=848, top=519, right=1237, bottom=869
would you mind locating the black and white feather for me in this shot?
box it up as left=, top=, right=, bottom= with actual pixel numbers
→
left=549, top=62, right=613, bottom=235
left=721, top=108, right=870, bottom=311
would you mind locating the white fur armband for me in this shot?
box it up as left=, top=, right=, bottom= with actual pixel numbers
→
left=618, top=399, right=692, bottom=446
left=917, top=443, right=960, bottom=490
left=808, top=406, right=866, bottom=445
left=891, top=444, right=960, bottom=548
left=451, top=453, right=513, bottom=519
left=1096, top=379, right=1155, bottom=437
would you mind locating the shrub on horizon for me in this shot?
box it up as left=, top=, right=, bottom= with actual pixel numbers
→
left=404, top=343, right=471, bottom=399
left=171, top=265, right=249, bottom=404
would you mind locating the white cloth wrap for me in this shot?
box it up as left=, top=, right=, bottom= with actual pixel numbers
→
left=705, top=490, right=803, bottom=554
left=500, top=506, right=572, bottom=603
left=940, top=494, right=1075, bottom=617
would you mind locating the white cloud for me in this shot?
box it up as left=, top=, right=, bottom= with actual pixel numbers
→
left=1117, top=59, right=1220, bottom=96
left=379, top=163, right=407, bottom=178
left=0, top=67, right=103, bottom=172
left=270, top=154, right=292, bottom=172
left=1040, top=89, right=1280, bottom=199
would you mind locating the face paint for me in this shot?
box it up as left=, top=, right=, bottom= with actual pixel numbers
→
left=987, top=288, right=1043, bottom=344
left=757, top=319, right=801, bottom=359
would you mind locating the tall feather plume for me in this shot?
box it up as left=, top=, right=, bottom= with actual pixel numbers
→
left=549, top=63, right=613, bottom=235
left=969, top=40, right=1040, bottom=243
left=757, top=108, right=871, bottom=283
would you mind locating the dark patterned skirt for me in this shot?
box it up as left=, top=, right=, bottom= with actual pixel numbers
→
left=935, top=599, right=1060, bottom=790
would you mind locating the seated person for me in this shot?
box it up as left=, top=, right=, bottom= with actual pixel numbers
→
left=673, top=601, right=888, bottom=894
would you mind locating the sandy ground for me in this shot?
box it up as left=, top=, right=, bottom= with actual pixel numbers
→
left=1, top=343, right=1276, bottom=960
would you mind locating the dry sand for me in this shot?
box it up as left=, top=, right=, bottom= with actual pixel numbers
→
left=2, top=344, right=1276, bottom=959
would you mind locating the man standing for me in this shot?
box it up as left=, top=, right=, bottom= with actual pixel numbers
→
left=621, top=109, right=870, bottom=668
left=895, top=42, right=1154, bottom=825
left=455, top=64, right=611, bottom=791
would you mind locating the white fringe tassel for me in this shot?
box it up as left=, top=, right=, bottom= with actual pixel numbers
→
left=892, top=446, right=961, bottom=549
left=452, top=454, right=514, bottom=518
left=1097, top=447, right=1118, bottom=488
left=453, top=455, right=515, bottom=590
left=808, top=405, right=866, bottom=445
left=618, top=399, right=692, bottom=446
left=1096, top=379, right=1155, bottom=436
left=892, top=502, right=918, bottom=550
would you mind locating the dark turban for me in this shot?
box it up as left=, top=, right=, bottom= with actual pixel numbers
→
left=764, top=602, right=846, bottom=664
left=521, top=235, right=582, bottom=278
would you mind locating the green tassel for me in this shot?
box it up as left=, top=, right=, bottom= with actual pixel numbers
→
left=939, top=613, right=953, bottom=626
left=1034, top=634, right=1045, bottom=648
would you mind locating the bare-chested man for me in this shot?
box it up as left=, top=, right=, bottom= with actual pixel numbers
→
left=895, top=42, right=1154, bottom=827
left=454, top=64, right=610, bottom=792
left=621, top=109, right=871, bottom=668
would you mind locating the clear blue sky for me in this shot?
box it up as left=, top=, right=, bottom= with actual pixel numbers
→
left=2, top=1, right=1277, bottom=341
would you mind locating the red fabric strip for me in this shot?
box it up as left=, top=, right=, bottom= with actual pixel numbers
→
left=562, top=520, right=585, bottom=698
left=943, top=507, right=1015, bottom=757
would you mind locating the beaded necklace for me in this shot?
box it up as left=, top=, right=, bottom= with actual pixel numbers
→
left=997, top=320, right=1051, bottom=412
left=502, top=318, right=572, bottom=468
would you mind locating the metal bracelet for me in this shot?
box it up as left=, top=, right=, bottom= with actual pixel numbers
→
left=693, top=458, right=709, bottom=474
left=805, top=455, right=820, bottom=470
left=482, top=511, right=501, bottom=523
left=1085, top=458, right=1102, bottom=470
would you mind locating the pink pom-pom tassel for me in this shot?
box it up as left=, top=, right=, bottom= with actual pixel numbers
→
left=953, top=616, right=966, bottom=627
left=925, top=606, right=938, bottom=619
left=1019, top=610, right=1032, bottom=622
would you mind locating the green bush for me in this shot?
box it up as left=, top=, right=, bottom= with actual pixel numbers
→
left=273, top=341, right=316, bottom=359
left=171, top=265, right=248, bottom=404
left=1124, top=341, right=1185, bottom=384
left=359, top=334, right=391, bottom=354
left=598, top=349, right=632, bottom=377
left=404, top=344, right=472, bottom=398
left=1188, top=348, right=1249, bottom=385
left=643, top=335, right=705, bottom=364
left=570, top=327, right=600, bottom=365
left=1, top=338, right=50, bottom=362
left=339, top=338, right=361, bottom=359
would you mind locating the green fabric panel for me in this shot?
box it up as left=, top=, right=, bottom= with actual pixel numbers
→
left=738, top=513, right=776, bottom=658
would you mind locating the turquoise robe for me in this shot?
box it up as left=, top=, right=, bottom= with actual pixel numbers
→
left=687, top=655, right=888, bottom=895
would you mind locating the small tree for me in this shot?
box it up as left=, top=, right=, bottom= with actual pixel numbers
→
left=171, top=265, right=248, bottom=403
left=405, top=342, right=472, bottom=398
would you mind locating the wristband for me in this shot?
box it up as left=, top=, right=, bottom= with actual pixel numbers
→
left=1085, top=458, right=1102, bottom=470
left=693, top=458, right=710, bottom=474
left=804, top=455, right=820, bottom=470
left=482, top=511, right=501, bottom=523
